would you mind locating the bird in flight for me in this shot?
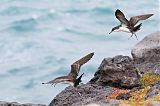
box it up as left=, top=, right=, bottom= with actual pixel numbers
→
left=109, top=9, right=153, bottom=40
left=42, top=52, right=94, bottom=87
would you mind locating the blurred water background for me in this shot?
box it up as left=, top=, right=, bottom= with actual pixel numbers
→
left=0, top=0, right=159, bottom=104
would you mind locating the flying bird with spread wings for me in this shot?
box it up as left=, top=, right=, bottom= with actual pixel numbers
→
left=109, top=9, right=153, bottom=40
left=42, top=52, right=94, bottom=87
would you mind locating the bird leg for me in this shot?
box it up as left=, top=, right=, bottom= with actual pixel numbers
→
left=134, top=33, right=138, bottom=40
left=128, top=33, right=133, bottom=40
left=51, top=83, right=57, bottom=87
left=128, top=33, right=138, bottom=40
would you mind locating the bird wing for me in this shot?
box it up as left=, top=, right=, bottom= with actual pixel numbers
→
left=129, top=14, right=153, bottom=26
left=115, top=9, right=129, bottom=25
left=42, top=52, right=94, bottom=86
left=68, top=52, right=94, bottom=78
left=42, top=76, right=73, bottom=86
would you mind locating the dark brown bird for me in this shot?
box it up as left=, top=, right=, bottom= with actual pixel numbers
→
left=42, top=52, right=94, bottom=87
left=109, top=9, right=153, bottom=40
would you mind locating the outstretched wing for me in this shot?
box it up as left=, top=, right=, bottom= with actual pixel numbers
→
left=129, top=14, right=153, bottom=26
left=68, top=52, right=94, bottom=78
left=42, top=76, right=74, bottom=86
left=42, top=52, right=94, bottom=86
left=115, top=9, right=129, bottom=25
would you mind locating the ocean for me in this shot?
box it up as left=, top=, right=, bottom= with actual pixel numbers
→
left=0, top=0, right=159, bottom=104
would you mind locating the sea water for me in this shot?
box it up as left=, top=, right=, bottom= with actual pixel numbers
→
left=0, top=0, right=159, bottom=104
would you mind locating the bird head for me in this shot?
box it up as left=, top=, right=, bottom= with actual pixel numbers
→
left=109, top=26, right=120, bottom=34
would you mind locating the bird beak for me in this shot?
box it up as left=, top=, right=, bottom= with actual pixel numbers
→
left=109, top=31, right=112, bottom=34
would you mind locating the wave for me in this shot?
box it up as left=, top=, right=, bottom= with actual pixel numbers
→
left=5, top=18, right=38, bottom=32
left=66, top=7, right=113, bottom=15
left=0, top=6, right=36, bottom=15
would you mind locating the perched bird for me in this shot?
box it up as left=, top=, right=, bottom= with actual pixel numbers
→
left=42, top=52, right=94, bottom=87
left=109, top=9, right=153, bottom=40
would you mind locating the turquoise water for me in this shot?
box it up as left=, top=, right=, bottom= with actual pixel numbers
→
left=0, top=0, right=159, bottom=104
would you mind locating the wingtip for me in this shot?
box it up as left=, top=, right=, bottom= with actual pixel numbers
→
left=151, top=14, right=154, bottom=16
left=147, top=14, right=154, bottom=17
left=90, top=52, right=94, bottom=56
left=115, top=9, right=120, bottom=12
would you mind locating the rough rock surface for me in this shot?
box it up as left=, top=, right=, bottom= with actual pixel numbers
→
left=79, top=99, right=119, bottom=106
left=145, top=81, right=160, bottom=99
left=0, top=101, right=46, bottom=106
left=132, top=31, right=160, bottom=75
left=89, top=55, right=141, bottom=89
left=144, top=101, right=160, bottom=106
left=49, top=84, right=116, bottom=106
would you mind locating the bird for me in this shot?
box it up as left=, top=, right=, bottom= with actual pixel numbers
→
left=42, top=52, right=94, bottom=87
left=109, top=9, right=153, bottom=40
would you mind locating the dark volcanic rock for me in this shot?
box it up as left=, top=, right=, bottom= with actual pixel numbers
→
left=76, top=99, right=119, bottom=106
left=89, top=55, right=141, bottom=89
left=49, top=84, right=116, bottom=106
left=145, top=81, right=160, bottom=99
left=116, top=93, right=131, bottom=100
left=0, top=101, right=46, bottom=106
left=132, top=31, right=160, bottom=75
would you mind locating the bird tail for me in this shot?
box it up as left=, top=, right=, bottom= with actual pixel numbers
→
left=133, top=23, right=142, bottom=32
left=74, top=73, right=84, bottom=87
left=77, top=73, right=84, bottom=82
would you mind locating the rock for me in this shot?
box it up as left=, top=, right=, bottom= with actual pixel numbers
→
left=0, top=101, right=46, bottom=106
left=145, top=81, right=160, bottom=99
left=49, top=84, right=116, bottom=106
left=144, top=101, right=160, bottom=106
left=89, top=55, right=141, bottom=89
left=131, top=31, right=160, bottom=75
left=116, top=93, right=131, bottom=100
left=84, top=99, right=119, bottom=106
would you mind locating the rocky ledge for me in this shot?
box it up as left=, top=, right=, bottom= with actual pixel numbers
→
left=49, top=31, right=160, bottom=106
left=0, top=101, right=46, bottom=106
